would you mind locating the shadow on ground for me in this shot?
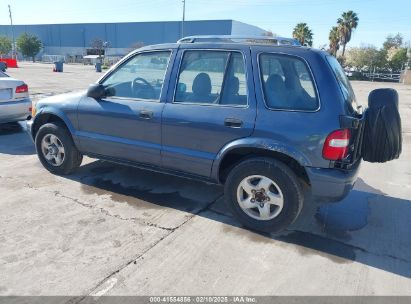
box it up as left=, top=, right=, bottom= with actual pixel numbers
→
left=1, top=130, right=411, bottom=279
left=0, top=122, right=36, bottom=155
left=64, top=160, right=411, bottom=279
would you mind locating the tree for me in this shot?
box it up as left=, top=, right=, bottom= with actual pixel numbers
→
left=386, top=47, right=407, bottom=72
left=328, top=26, right=340, bottom=57
left=383, top=33, right=403, bottom=50
left=90, top=39, right=110, bottom=60
left=0, top=36, right=12, bottom=59
left=337, top=10, right=359, bottom=57
left=292, top=23, right=313, bottom=46
left=16, top=33, right=42, bottom=62
left=345, top=46, right=381, bottom=71
left=381, top=34, right=408, bottom=72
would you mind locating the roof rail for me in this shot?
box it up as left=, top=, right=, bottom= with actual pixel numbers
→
left=177, top=35, right=301, bottom=46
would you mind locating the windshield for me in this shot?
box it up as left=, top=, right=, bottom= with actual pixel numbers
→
left=326, top=55, right=360, bottom=114
left=0, top=71, right=8, bottom=78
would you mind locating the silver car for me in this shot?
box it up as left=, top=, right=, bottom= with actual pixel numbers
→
left=0, top=71, right=32, bottom=124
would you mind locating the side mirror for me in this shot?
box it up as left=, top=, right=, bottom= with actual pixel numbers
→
left=87, top=84, right=106, bottom=100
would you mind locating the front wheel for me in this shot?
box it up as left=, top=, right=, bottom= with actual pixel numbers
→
left=224, top=157, right=303, bottom=233
left=35, top=122, right=83, bottom=175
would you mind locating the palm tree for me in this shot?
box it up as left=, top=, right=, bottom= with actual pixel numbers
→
left=337, top=10, right=359, bottom=57
left=292, top=23, right=313, bottom=47
left=329, top=26, right=340, bottom=56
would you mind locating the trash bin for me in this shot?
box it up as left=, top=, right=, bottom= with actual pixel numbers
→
left=54, top=61, right=63, bottom=72
left=95, top=62, right=102, bottom=73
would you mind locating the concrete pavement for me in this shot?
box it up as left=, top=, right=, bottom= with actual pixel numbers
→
left=0, top=63, right=410, bottom=297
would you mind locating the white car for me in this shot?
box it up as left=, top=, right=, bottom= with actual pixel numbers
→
left=0, top=71, right=32, bottom=124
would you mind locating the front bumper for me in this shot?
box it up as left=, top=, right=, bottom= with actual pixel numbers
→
left=0, top=98, right=32, bottom=124
left=306, top=160, right=361, bottom=202
left=26, top=119, right=34, bottom=141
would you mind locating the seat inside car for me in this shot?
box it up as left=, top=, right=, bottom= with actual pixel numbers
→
left=265, top=74, right=288, bottom=108
left=220, top=76, right=242, bottom=105
left=188, top=72, right=214, bottom=103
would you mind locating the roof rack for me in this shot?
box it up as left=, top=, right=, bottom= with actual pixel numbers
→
left=177, top=35, right=301, bottom=46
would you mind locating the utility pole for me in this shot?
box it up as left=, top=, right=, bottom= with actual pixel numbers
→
left=181, top=0, right=186, bottom=39
left=8, top=4, right=16, bottom=60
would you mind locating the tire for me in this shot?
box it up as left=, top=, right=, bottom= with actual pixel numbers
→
left=362, top=88, right=402, bottom=163
left=224, top=157, right=304, bottom=233
left=35, top=122, right=83, bottom=175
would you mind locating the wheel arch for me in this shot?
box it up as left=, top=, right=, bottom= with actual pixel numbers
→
left=212, top=139, right=312, bottom=185
left=31, top=109, right=74, bottom=140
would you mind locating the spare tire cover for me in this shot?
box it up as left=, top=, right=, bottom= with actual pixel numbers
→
left=362, top=88, right=402, bottom=163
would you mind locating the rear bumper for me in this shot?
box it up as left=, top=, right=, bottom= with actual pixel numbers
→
left=0, top=98, right=32, bottom=124
left=306, top=160, right=361, bottom=202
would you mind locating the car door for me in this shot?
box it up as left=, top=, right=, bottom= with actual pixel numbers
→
left=161, top=46, right=257, bottom=177
left=77, top=50, right=174, bottom=166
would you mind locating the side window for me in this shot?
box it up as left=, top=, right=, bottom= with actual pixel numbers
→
left=102, top=51, right=171, bottom=100
left=220, top=52, right=248, bottom=106
left=259, top=54, right=319, bottom=111
left=175, top=50, right=247, bottom=106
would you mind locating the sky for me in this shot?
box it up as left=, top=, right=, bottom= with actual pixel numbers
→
left=0, top=0, right=410, bottom=49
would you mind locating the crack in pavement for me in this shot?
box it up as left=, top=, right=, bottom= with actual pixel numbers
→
left=68, top=194, right=224, bottom=303
left=24, top=182, right=177, bottom=231
left=23, top=181, right=411, bottom=266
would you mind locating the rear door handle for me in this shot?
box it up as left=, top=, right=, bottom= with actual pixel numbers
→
left=139, top=110, right=154, bottom=119
left=224, top=118, right=243, bottom=128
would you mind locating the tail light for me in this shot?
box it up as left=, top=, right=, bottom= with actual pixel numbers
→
left=322, top=129, right=351, bottom=161
left=15, top=83, right=28, bottom=93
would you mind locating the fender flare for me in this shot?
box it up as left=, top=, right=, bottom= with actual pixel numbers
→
left=31, top=107, right=76, bottom=138
left=211, top=137, right=312, bottom=181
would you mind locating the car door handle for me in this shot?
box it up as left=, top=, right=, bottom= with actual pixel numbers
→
left=224, top=118, right=243, bottom=128
left=139, top=110, right=154, bottom=119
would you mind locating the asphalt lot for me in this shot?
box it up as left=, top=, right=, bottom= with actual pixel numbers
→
left=1, top=62, right=411, bottom=297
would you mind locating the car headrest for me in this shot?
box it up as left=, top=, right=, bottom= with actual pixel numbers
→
left=192, top=73, right=212, bottom=96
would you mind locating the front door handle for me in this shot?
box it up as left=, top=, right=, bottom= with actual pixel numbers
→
left=139, top=110, right=154, bottom=119
left=224, top=118, right=243, bottom=128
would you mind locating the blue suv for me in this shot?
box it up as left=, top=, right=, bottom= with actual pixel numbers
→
left=28, top=36, right=401, bottom=233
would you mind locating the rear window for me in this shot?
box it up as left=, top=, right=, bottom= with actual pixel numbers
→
left=0, top=71, right=8, bottom=78
left=326, top=55, right=359, bottom=113
left=259, top=53, right=319, bottom=111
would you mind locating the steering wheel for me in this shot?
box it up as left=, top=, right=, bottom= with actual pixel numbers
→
left=131, top=77, right=156, bottom=99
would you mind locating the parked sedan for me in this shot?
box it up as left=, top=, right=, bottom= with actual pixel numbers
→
left=0, top=71, right=32, bottom=124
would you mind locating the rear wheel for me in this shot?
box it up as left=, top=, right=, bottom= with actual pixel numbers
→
left=35, top=122, right=82, bottom=175
left=224, top=157, right=303, bottom=233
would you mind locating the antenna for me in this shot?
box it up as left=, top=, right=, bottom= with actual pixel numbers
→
left=8, top=4, right=16, bottom=60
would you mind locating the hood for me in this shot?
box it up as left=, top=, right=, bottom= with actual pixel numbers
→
left=36, top=91, right=86, bottom=109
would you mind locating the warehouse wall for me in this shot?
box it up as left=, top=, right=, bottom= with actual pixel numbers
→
left=0, top=20, right=262, bottom=58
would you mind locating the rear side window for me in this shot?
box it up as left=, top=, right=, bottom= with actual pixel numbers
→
left=326, top=55, right=359, bottom=113
left=175, top=50, right=248, bottom=106
left=259, top=53, right=319, bottom=111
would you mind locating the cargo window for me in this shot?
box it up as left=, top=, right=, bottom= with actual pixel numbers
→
left=326, top=55, right=359, bottom=114
left=259, top=53, right=319, bottom=111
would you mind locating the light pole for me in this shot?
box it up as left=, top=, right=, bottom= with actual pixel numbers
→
left=8, top=4, right=16, bottom=60
left=181, top=0, right=186, bottom=39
